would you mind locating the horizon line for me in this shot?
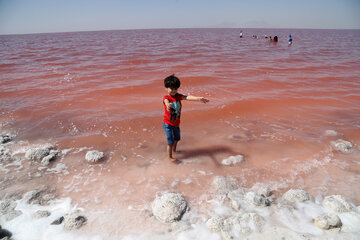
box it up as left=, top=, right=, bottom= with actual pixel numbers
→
left=1, top=26, right=360, bottom=36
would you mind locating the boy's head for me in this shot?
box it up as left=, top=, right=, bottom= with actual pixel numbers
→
left=164, top=74, right=181, bottom=90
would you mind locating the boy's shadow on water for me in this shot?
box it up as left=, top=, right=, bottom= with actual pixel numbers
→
left=178, top=145, right=239, bottom=166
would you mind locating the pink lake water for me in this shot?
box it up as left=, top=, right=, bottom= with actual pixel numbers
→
left=1, top=28, right=360, bottom=239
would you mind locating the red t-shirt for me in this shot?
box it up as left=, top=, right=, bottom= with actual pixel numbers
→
left=163, top=93, right=184, bottom=126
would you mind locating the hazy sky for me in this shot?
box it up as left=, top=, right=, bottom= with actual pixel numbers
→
left=0, top=0, right=359, bottom=34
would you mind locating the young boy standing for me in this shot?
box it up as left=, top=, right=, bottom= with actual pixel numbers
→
left=162, top=74, right=209, bottom=162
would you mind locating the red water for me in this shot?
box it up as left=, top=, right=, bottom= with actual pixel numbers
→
left=1, top=28, right=360, bottom=235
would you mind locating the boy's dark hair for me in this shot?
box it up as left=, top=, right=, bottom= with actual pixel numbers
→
left=164, top=74, right=181, bottom=89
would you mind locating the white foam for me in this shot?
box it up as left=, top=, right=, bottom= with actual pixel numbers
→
left=0, top=198, right=104, bottom=240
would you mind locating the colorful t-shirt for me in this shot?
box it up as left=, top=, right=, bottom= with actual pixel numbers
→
left=163, top=93, right=184, bottom=126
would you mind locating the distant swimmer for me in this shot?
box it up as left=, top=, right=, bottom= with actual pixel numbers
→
left=288, top=34, right=293, bottom=45
left=239, top=31, right=243, bottom=38
left=273, top=35, right=278, bottom=42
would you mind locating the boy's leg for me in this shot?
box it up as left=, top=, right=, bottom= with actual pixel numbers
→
left=167, top=144, right=177, bottom=162
left=173, top=141, right=178, bottom=152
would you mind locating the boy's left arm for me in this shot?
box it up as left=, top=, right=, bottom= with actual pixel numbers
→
left=183, top=95, right=209, bottom=103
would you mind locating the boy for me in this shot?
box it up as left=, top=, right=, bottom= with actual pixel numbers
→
left=162, top=74, right=209, bottom=162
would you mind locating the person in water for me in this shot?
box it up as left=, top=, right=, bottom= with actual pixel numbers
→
left=288, top=34, right=293, bottom=45
left=162, top=74, right=209, bottom=162
left=273, top=35, right=278, bottom=42
left=239, top=30, right=243, bottom=38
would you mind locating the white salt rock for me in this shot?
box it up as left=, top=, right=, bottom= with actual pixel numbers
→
left=213, top=176, right=239, bottom=194
left=206, top=216, right=224, bottom=232
left=245, top=192, right=270, bottom=206
left=85, top=150, right=104, bottom=163
left=25, top=145, right=53, bottom=161
left=151, top=193, right=187, bottom=223
left=64, top=212, right=87, bottom=230
left=222, top=155, right=244, bottom=166
left=324, top=130, right=338, bottom=137
left=0, top=146, right=12, bottom=162
left=331, top=139, right=353, bottom=154
left=228, top=188, right=245, bottom=210
left=0, top=133, right=13, bottom=144
left=282, top=189, right=311, bottom=203
left=314, top=213, right=342, bottom=230
left=323, top=195, right=354, bottom=213
left=258, top=186, right=272, bottom=197
left=32, top=210, right=51, bottom=219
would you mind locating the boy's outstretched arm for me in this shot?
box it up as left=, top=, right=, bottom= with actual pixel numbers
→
left=183, top=95, right=209, bottom=103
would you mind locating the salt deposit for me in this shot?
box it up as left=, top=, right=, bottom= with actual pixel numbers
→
left=25, top=145, right=54, bottom=161
left=282, top=189, right=312, bottom=203
left=0, top=133, right=13, bottom=144
left=213, top=176, right=239, bottom=194
left=32, top=210, right=51, bottom=219
left=244, top=191, right=271, bottom=207
left=221, top=155, right=244, bottom=166
left=63, top=211, right=87, bottom=230
left=0, top=146, right=12, bottom=162
left=323, top=195, right=354, bottom=213
left=331, top=139, right=354, bottom=154
left=85, top=150, right=105, bottom=163
left=314, top=213, right=342, bottom=230
left=151, top=193, right=187, bottom=223
left=0, top=199, right=22, bottom=221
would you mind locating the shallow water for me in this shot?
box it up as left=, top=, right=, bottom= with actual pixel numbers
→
left=1, top=28, right=360, bottom=239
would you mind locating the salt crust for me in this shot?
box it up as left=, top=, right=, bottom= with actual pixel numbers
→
left=25, top=145, right=53, bottom=161
left=85, top=150, right=105, bottom=163
left=213, top=176, right=239, bottom=194
left=152, top=193, right=187, bottom=223
left=282, top=189, right=311, bottom=203
left=323, top=195, right=354, bottom=213
left=0, top=133, right=13, bottom=144
left=221, top=155, right=244, bottom=166
left=330, top=139, right=354, bottom=154
left=0, top=146, right=12, bottom=162
left=64, top=211, right=87, bottom=230
left=314, top=213, right=342, bottom=230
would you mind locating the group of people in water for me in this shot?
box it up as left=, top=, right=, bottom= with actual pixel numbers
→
left=239, top=31, right=293, bottom=45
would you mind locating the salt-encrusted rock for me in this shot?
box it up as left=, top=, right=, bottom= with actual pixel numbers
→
left=151, top=193, right=187, bottom=223
left=32, top=210, right=51, bottom=219
left=0, top=133, right=13, bottom=144
left=324, top=130, right=338, bottom=137
left=331, top=139, right=353, bottom=154
left=41, top=150, right=58, bottom=165
left=282, top=189, right=311, bottom=203
left=245, top=192, right=271, bottom=207
left=228, top=188, right=245, bottom=210
left=241, top=212, right=265, bottom=230
left=0, top=146, right=12, bottom=162
left=64, top=212, right=87, bottom=230
left=85, top=150, right=104, bottom=163
left=323, top=195, right=354, bottom=213
left=356, top=206, right=360, bottom=214
left=221, top=155, right=244, bottom=166
left=258, top=186, right=272, bottom=197
left=206, top=216, right=224, bottom=232
left=51, top=216, right=64, bottom=225
left=213, top=176, right=239, bottom=194
left=314, top=213, right=342, bottom=230
left=223, top=212, right=265, bottom=235
left=42, top=194, right=55, bottom=202
left=0, top=199, right=22, bottom=221
left=23, top=190, right=41, bottom=204
left=25, top=145, right=53, bottom=161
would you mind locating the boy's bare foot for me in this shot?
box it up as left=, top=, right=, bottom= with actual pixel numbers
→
left=168, top=157, right=179, bottom=163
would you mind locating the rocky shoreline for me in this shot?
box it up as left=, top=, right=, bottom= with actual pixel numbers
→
left=1, top=131, right=360, bottom=239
